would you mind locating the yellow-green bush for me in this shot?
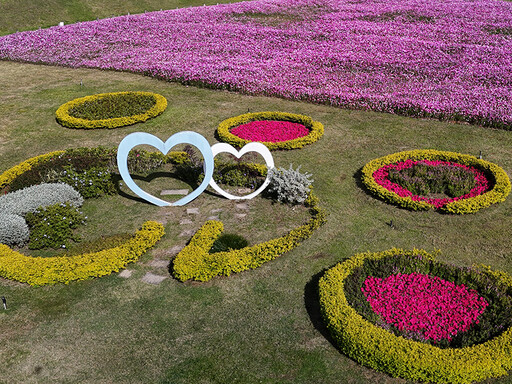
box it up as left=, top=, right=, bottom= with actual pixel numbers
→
left=0, top=151, right=65, bottom=190
left=172, top=192, right=326, bottom=281
left=318, top=248, right=512, bottom=383
left=361, top=149, right=511, bottom=213
left=56, top=91, right=167, bottom=129
left=0, top=221, right=164, bottom=286
left=216, top=111, right=324, bottom=150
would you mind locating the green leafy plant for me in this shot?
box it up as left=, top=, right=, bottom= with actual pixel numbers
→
left=209, top=233, right=249, bottom=253
left=55, top=166, right=116, bottom=198
left=26, top=202, right=86, bottom=250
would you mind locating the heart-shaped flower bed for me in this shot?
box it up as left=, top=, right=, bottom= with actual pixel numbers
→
left=362, top=272, right=488, bottom=342
left=319, top=248, right=512, bottom=383
left=216, top=111, right=324, bottom=150
left=361, top=149, right=511, bottom=213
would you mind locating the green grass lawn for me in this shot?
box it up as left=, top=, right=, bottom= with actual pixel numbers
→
left=1, top=2, right=512, bottom=383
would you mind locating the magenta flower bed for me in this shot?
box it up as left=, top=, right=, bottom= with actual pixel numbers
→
left=373, top=159, right=489, bottom=208
left=362, top=272, right=489, bottom=341
left=0, top=0, right=511, bottom=129
left=230, top=120, right=309, bottom=143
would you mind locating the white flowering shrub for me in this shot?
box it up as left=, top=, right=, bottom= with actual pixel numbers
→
left=0, top=183, right=83, bottom=216
left=0, top=213, right=29, bottom=246
left=267, top=164, right=313, bottom=205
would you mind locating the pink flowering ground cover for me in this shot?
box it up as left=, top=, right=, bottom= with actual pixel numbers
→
left=362, top=272, right=489, bottom=342
left=0, top=0, right=511, bottom=129
left=373, top=159, right=489, bottom=208
left=230, top=120, right=309, bottom=142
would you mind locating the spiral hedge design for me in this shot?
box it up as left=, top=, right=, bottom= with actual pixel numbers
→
left=361, top=149, right=511, bottom=214
left=56, top=91, right=167, bottom=129
left=216, top=111, right=324, bottom=150
left=318, top=248, right=512, bottom=383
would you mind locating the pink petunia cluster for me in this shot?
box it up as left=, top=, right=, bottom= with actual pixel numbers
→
left=230, top=120, right=309, bottom=142
left=362, top=273, right=488, bottom=341
left=372, top=159, right=489, bottom=208
left=0, top=0, right=511, bottom=128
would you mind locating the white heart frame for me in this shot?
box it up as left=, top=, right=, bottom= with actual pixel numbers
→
left=208, top=142, right=274, bottom=200
left=117, top=131, right=214, bottom=206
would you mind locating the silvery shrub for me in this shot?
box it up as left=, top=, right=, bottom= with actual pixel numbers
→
left=0, top=213, right=29, bottom=246
left=267, top=164, right=313, bottom=205
left=0, top=183, right=83, bottom=216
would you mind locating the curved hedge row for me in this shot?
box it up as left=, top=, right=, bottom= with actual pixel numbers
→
left=172, top=191, right=326, bottom=281
left=318, top=248, right=512, bottom=384
left=361, top=149, right=511, bottom=214
left=216, top=111, right=324, bottom=150
left=0, top=221, right=164, bottom=286
left=55, top=91, right=167, bottom=129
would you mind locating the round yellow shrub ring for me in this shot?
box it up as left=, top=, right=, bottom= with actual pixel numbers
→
left=216, top=111, right=324, bottom=150
left=361, top=149, right=511, bottom=214
left=55, top=91, right=167, bottom=129
left=318, top=248, right=512, bottom=383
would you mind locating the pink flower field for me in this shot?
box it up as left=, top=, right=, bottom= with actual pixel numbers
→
left=0, top=0, right=511, bottom=128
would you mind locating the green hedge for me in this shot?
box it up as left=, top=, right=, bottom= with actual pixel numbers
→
left=172, top=191, right=326, bottom=281
left=318, top=248, right=512, bottom=383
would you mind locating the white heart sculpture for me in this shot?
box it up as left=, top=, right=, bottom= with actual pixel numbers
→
left=208, top=142, right=274, bottom=200
left=117, top=132, right=214, bottom=206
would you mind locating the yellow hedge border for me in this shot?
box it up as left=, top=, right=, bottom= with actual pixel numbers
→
left=172, top=191, right=326, bottom=281
left=216, top=111, right=324, bottom=150
left=361, top=149, right=511, bottom=214
left=55, top=91, right=167, bottom=129
left=318, top=248, right=512, bottom=383
left=0, top=221, right=164, bottom=286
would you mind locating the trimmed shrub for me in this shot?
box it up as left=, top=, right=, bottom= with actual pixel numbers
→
left=217, top=111, right=324, bottom=150
left=0, top=221, right=164, bottom=285
left=55, top=166, right=115, bottom=198
left=56, top=92, right=167, bottom=129
left=0, top=213, right=29, bottom=247
left=0, top=183, right=83, bottom=216
left=172, top=191, right=326, bottom=282
left=267, top=164, right=313, bottom=205
left=318, top=248, right=512, bottom=383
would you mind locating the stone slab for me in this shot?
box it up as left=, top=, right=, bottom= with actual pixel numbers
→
left=211, top=208, right=223, bottom=213
left=237, top=188, right=252, bottom=194
left=161, top=189, right=189, bottom=196
left=180, top=219, right=193, bottom=225
left=141, top=272, right=168, bottom=285
left=235, top=213, right=247, bottom=219
left=148, top=259, right=169, bottom=268
left=207, top=216, right=219, bottom=221
left=169, top=245, right=183, bottom=255
left=186, top=208, right=200, bottom=215
left=236, top=203, right=249, bottom=210
left=118, top=269, right=133, bottom=278
left=180, top=229, right=196, bottom=237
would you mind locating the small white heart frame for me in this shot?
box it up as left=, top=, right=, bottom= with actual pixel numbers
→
left=208, top=142, right=275, bottom=200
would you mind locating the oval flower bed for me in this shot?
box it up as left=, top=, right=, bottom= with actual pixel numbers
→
left=0, top=149, right=172, bottom=285
left=361, top=149, right=511, bottom=213
left=216, top=111, right=324, bottom=150
left=318, top=248, right=512, bottom=383
left=56, top=91, right=167, bottom=129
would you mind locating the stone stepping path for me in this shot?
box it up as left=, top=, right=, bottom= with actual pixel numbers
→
left=180, top=218, right=193, bottom=225
left=148, top=259, right=169, bottom=268
left=118, top=269, right=133, bottom=278
left=179, top=229, right=196, bottom=237
left=160, top=189, right=189, bottom=196
left=235, top=213, right=247, bottom=219
left=186, top=207, right=200, bottom=215
left=142, top=272, right=168, bottom=285
left=207, top=216, right=219, bottom=221
left=236, top=203, right=249, bottom=210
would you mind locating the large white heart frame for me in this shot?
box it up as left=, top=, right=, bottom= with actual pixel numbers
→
left=117, top=132, right=274, bottom=206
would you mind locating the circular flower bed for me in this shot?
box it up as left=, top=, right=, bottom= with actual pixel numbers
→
left=361, top=149, right=511, bottom=213
left=55, top=91, right=167, bottom=129
left=216, top=111, right=324, bottom=150
left=318, top=248, right=512, bottom=383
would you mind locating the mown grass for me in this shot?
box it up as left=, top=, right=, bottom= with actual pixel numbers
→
left=1, top=59, right=512, bottom=384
